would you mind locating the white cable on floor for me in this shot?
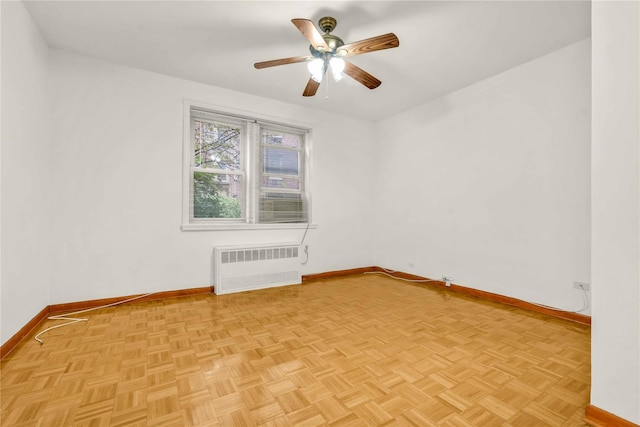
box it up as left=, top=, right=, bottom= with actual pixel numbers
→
left=526, top=285, right=590, bottom=314
left=363, top=270, right=441, bottom=283
left=34, top=292, right=156, bottom=345
left=366, top=271, right=591, bottom=314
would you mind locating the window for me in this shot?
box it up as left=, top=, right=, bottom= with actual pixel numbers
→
left=183, top=102, right=310, bottom=229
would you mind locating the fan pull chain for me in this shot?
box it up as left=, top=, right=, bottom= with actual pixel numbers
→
left=324, top=71, right=330, bottom=100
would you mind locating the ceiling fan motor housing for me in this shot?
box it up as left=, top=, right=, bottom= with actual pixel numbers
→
left=309, top=17, right=344, bottom=58
left=309, top=35, right=345, bottom=58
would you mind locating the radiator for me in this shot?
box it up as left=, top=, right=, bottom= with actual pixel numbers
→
left=213, top=243, right=302, bottom=295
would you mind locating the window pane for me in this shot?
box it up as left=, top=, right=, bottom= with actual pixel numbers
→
left=262, top=175, right=300, bottom=190
left=264, top=147, right=299, bottom=175
left=194, top=120, right=241, bottom=170
left=263, top=130, right=301, bottom=148
left=259, top=192, right=306, bottom=223
left=193, top=171, right=242, bottom=219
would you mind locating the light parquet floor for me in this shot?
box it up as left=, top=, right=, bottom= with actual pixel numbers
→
left=1, top=275, right=591, bottom=426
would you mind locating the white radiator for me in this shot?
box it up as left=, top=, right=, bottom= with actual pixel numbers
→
left=213, top=243, right=302, bottom=295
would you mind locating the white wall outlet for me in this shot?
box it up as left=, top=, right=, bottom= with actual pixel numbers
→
left=573, top=281, right=590, bottom=291
left=442, top=276, right=453, bottom=287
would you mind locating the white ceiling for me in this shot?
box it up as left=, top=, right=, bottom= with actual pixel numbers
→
left=23, top=1, right=591, bottom=121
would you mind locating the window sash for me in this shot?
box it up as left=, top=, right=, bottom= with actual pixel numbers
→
left=190, top=111, right=247, bottom=223
left=258, top=126, right=307, bottom=223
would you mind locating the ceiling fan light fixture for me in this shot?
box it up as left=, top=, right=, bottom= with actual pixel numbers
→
left=255, top=17, right=399, bottom=97
left=308, top=58, right=325, bottom=82
left=329, top=57, right=345, bottom=82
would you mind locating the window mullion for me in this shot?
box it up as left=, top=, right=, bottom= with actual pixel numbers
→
left=246, top=121, right=260, bottom=224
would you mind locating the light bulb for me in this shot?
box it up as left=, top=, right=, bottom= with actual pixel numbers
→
left=307, top=58, right=324, bottom=83
left=329, top=57, right=345, bottom=82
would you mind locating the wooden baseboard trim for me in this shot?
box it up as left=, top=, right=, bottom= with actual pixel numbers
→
left=585, top=404, right=639, bottom=427
left=449, top=281, right=591, bottom=326
left=0, top=306, right=50, bottom=360
left=303, top=266, right=379, bottom=281
left=49, top=286, right=214, bottom=315
left=1, top=286, right=214, bottom=361
left=335, top=268, right=591, bottom=326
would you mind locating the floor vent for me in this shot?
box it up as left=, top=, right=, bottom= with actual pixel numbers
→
left=213, top=244, right=301, bottom=295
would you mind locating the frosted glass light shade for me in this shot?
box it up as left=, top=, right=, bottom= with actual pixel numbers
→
left=329, top=57, right=345, bottom=82
left=308, top=59, right=324, bottom=83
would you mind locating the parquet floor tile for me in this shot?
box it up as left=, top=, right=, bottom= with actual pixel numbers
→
left=1, top=275, right=591, bottom=426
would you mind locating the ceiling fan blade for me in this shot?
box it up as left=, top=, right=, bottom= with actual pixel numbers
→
left=303, top=78, right=320, bottom=97
left=339, top=33, right=399, bottom=57
left=254, top=56, right=311, bottom=69
left=343, top=61, right=381, bottom=89
left=292, top=19, right=330, bottom=51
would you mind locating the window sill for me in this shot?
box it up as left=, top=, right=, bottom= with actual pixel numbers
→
left=181, top=223, right=318, bottom=232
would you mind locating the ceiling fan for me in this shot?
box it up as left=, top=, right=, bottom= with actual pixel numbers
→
left=254, top=17, right=399, bottom=97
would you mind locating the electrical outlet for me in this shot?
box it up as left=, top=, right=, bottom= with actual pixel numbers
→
left=442, top=276, right=453, bottom=287
left=573, top=281, right=590, bottom=291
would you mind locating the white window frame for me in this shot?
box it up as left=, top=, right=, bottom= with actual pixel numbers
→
left=181, top=99, right=313, bottom=231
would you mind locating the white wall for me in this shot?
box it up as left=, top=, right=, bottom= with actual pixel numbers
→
left=46, top=50, right=377, bottom=304
left=1, top=2, right=51, bottom=343
left=373, top=39, right=591, bottom=313
left=591, top=1, right=640, bottom=423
